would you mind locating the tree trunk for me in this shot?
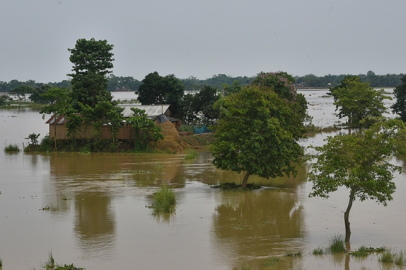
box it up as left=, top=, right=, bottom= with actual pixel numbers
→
left=241, top=171, right=251, bottom=188
left=348, top=115, right=352, bottom=135
left=344, top=190, right=355, bottom=242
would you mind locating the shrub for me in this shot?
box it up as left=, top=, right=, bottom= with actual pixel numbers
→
left=152, top=185, right=176, bottom=214
left=4, top=144, right=20, bottom=152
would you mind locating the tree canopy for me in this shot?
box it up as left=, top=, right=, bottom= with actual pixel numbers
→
left=68, top=38, right=114, bottom=108
left=391, top=75, right=406, bottom=122
left=136, top=72, right=184, bottom=116
left=210, top=79, right=307, bottom=188
left=329, top=76, right=389, bottom=129
left=308, top=119, right=406, bottom=242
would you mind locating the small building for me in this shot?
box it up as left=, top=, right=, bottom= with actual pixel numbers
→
left=46, top=104, right=181, bottom=140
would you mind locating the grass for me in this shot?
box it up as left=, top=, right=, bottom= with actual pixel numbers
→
left=261, top=257, right=280, bottom=267
left=328, top=234, right=346, bottom=253
left=285, top=251, right=302, bottom=257
left=350, top=246, right=386, bottom=257
left=379, top=250, right=394, bottom=263
left=44, top=252, right=83, bottom=270
left=312, top=247, right=325, bottom=255
left=394, top=251, right=405, bottom=266
left=211, top=182, right=261, bottom=191
left=4, top=144, right=20, bottom=152
left=184, top=149, right=199, bottom=159
left=152, top=185, right=176, bottom=214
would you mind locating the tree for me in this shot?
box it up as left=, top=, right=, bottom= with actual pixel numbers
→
left=137, top=72, right=184, bottom=116
left=126, top=108, right=163, bottom=150
left=391, top=75, right=406, bottom=122
left=329, top=76, right=389, bottom=130
left=307, top=119, right=406, bottom=242
left=68, top=38, right=114, bottom=108
left=29, top=85, right=52, bottom=104
left=191, top=85, right=220, bottom=125
left=210, top=84, right=306, bottom=188
left=10, top=85, right=34, bottom=101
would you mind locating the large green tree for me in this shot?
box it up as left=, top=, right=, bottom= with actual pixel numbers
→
left=308, top=119, right=406, bottom=242
left=391, top=75, right=406, bottom=122
left=329, top=76, right=389, bottom=130
left=210, top=84, right=306, bottom=188
left=10, top=85, right=34, bottom=101
left=136, top=72, right=184, bottom=116
left=68, top=38, right=114, bottom=108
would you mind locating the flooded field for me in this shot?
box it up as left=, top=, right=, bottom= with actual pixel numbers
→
left=1, top=90, right=406, bottom=270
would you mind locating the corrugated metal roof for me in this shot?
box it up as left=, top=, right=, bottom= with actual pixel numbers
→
left=118, top=104, right=171, bottom=118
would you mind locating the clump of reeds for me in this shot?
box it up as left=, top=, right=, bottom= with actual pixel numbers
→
left=152, top=185, right=176, bottom=214
left=4, top=144, right=20, bottom=152
left=328, top=234, right=346, bottom=253
left=313, top=246, right=325, bottom=255
left=379, top=250, right=394, bottom=263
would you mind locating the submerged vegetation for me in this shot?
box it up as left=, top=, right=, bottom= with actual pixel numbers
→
left=152, top=185, right=176, bottom=214
left=211, top=182, right=261, bottom=191
left=328, top=234, right=346, bottom=253
left=44, top=252, right=83, bottom=270
left=4, top=144, right=20, bottom=152
left=184, top=149, right=199, bottom=159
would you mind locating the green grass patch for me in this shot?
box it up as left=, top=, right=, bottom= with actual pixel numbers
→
left=261, top=257, right=280, bottom=267
left=211, top=182, right=261, bottom=191
left=4, top=144, right=20, bottom=152
left=152, top=185, right=176, bottom=214
left=185, top=149, right=199, bottom=160
left=328, top=234, right=346, bottom=253
left=394, top=251, right=405, bottom=266
left=379, top=250, right=394, bottom=263
left=312, top=247, right=325, bottom=255
left=44, top=252, right=83, bottom=270
left=350, top=246, right=386, bottom=257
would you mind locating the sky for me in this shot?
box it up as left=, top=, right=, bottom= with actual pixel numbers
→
left=1, top=0, right=405, bottom=83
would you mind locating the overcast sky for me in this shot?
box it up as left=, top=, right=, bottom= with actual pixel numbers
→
left=1, top=0, right=405, bottom=83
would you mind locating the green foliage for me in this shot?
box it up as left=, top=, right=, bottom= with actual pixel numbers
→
left=4, top=144, right=20, bottom=152
left=127, top=108, right=163, bottom=150
left=184, top=149, right=199, bottom=160
left=261, top=257, right=280, bottom=267
left=312, top=247, right=325, bottom=255
left=394, top=251, right=405, bottom=266
left=0, top=94, right=9, bottom=105
left=9, top=85, right=34, bottom=101
left=38, top=135, right=54, bottom=152
left=308, top=119, right=406, bottom=241
left=137, top=72, right=184, bottom=116
left=210, top=82, right=306, bottom=187
left=350, top=246, right=370, bottom=257
left=44, top=252, right=83, bottom=270
left=29, top=85, right=53, bottom=104
left=68, top=38, right=114, bottom=109
left=329, top=76, right=390, bottom=128
left=26, top=133, right=40, bottom=146
left=379, top=250, right=394, bottom=263
left=328, top=234, right=346, bottom=253
left=152, top=185, right=176, bottom=214
left=392, top=75, right=406, bottom=122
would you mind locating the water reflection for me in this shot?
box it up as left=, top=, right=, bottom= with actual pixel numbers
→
left=212, top=172, right=307, bottom=269
left=74, top=192, right=116, bottom=255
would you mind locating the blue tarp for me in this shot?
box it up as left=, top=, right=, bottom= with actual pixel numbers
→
left=193, top=125, right=210, bottom=134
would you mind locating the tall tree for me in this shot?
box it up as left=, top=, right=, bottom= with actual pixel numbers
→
left=10, top=85, right=34, bottom=101
left=308, top=119, right=406, bottom=242
left=68, top=38, right=114, bottom=108
left=329, top=76, right=389, bottom=130
left=392, top=75, right=406, bottom=122
left=210, top=83, right=306, bottom=188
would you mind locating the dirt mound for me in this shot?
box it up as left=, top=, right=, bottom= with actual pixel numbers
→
left=155, top=121, right=189, bottom=152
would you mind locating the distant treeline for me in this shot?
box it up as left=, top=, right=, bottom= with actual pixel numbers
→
left=0, top=71, right=403, bottom=92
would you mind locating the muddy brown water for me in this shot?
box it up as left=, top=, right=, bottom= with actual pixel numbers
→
left=1, top=91, right=406, bottom=270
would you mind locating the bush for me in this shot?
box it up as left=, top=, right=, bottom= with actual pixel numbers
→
left=379, top=250, right=394, bottom=263
left=152, top=185, right=176, bottom=214
left=312, top=247, right=325, bottom=255
left=4, top=144, right=20, bottom=152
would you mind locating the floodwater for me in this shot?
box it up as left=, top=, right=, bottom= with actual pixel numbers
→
left=1, top=90, right=406, bottom=270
